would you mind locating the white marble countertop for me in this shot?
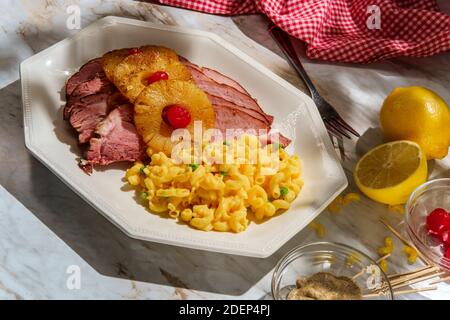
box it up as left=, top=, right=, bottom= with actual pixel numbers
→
left=1, top=0, right=450, bottom=300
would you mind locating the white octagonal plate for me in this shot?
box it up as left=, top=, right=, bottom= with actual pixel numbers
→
left=21, top=16, right=347, bottom=257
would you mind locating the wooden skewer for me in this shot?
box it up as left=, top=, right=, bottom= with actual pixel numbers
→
left=391, top=271, right=445, bottom=290
left=380, top=218, right=431, bottom=265
left=377, top=253, right=391, bottom=263
left=362, top=291, right=390, bottom=299
left=429, top=275, right=450, bottom=285
left=363, top=286, right=437, bottom=298
left=352, top=270, right=365, bottom=280
left=359, top=220, right=444, bottom=299
left=352, top=253, right=391, bottom=280
left=393, top=286, right=437, bottom=296
left=388, top=265, right=432, bottom=279
left=389, top=266, right=440, bottom=287
left=374, top=266, right=440, bottom=293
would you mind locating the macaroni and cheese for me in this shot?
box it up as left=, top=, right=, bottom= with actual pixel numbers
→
left=125, top=135, right=303, bottom=233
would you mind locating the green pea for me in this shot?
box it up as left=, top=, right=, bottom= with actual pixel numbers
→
left=140, top=191, right=148, bottom=200
left=280, top=186, right=289, bottom=196
left=189, top=164, right=199, bottom=171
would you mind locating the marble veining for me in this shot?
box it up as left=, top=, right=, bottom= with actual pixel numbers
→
left=0, top=0, right=449, bottom=299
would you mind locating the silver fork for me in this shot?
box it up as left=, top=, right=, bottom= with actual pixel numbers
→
left=268, top=24, right=360, bottom=139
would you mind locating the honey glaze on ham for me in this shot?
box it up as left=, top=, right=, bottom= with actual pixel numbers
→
left=63, top=54, right=291, bottom=174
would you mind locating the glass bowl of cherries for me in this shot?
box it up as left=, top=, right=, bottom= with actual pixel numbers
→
left=406, top=178, right=450, bottom=271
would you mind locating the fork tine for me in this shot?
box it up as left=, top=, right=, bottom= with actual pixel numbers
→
left=334, top=116, right=360, bottom=137
left=325, top=122, right=344, bottom=139
left=326, top=119, right=351, bottom=139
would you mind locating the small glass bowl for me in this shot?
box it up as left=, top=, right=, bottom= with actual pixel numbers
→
left=271, top=242, right=393, bottom=300
left=405, top=178, right=450, bottom=272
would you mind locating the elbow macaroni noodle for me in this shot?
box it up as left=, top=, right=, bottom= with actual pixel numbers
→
left=125, top=135, right=303, bottom=233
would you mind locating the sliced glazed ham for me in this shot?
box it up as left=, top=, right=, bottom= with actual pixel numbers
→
left=182, top=61, right=273, bottom=125
left=207, top=94, right=273, bottom=125
left=69, top=93, right=115, bottom=144
left=65, top=58, right=104, bottom=97
left=82, top=105, right=145, bottom=172
left=278, top=134, right=292, bottom=148
left=197, top=78, right=272, bottom=124
left=65, top=57, right=129, bottom=144
left=213, top=104, right=268, bottom=133
left=180, top=58, right=249, bottom=95
left=201, top=67, right=249, bottom=95
left=64, top=80, right=115, bottom=120
left=213, top=105, right=291, bottom=147
left=70, top=75, right=113, bottom=99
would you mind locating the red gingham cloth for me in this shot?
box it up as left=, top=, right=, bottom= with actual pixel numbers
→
left=158, top=0, right=450, bottom=63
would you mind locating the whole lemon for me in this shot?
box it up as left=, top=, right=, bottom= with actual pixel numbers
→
left=380, top=86, right=450, bottom=160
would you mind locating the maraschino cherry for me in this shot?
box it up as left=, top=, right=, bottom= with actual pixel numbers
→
left=146, top=71, right=169, bottom=85
left=162, top=104, right=191, bottom=129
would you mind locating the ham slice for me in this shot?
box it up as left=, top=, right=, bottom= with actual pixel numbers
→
left=64, top=80, right=115, bottom=120
left=207, top=94, right=273, bottom=125
left=70, top=75, right=113, bottom=99
left=68, top=91, right=130, bottom=144
left=180, top=58, right=249, bottom=95
left=69, top=93, right=114, bottom=144
left=201, top=67, right=249, bottom=95
left=182, top=62, right=273, bottom=125
left=181, top=58, right=289, bottom=147
left=278, top=134, right=291, bottom=148
left=64, top=58, right=144, bottom=173
left=197, top=79, right=273, bottom=124
left=65, top=58, right=103, bottom=97
left=213, top=104, right=268, bottom=134
left=82, top=105, right=145, bottom=172
left=213, top=104, right=291, bottom=147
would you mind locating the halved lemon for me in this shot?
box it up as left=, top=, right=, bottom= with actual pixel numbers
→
left=354, top=141, right=427, bottom=205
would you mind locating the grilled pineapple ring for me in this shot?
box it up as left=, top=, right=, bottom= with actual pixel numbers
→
left=102, top=48, right=133, bottom=82
left=134, top=80, right=215, bottom=155
left=113, top=46, right=192, bottom=102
